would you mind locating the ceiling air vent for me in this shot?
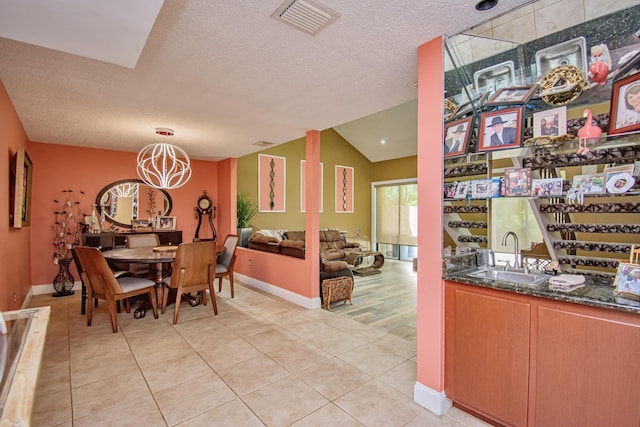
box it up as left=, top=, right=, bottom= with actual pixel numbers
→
left=271, top=0, right=340, bottom=36
left=253, top=141, right=275, bottom=147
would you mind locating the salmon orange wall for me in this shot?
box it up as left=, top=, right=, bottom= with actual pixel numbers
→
left=28, top=142, right=225, bottom=286
left=0, top=81, right=33, bottom=311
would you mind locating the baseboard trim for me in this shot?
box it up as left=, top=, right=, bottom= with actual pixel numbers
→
left=32, top=281, right=82, bottom=296
left=413, top=382, right=452, bottom=416
left=235, top=273, right=321, bottom=309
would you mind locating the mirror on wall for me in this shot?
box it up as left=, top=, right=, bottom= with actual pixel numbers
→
left=96, top=179, right=172, bottom=228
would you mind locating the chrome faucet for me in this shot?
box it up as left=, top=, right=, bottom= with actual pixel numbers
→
left=502, top=231, right=521, bottom=269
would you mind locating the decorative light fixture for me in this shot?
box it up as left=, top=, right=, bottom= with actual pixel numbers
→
left=137, top=128, right=192, bottom=189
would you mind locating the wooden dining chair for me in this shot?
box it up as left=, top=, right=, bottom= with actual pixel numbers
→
left=73, top=246, right=158, bottom=333
left=126, top=233, right=161, bottom=277
left=216, top=234, right=239, bottom=298
left=162, top=241, right=218, bottom=324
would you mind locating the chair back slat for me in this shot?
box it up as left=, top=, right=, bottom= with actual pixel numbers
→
left=220, top=235, right=239, bottom=268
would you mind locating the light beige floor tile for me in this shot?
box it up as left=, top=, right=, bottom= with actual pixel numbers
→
left=221, top=315, right=273, bottom=337
left=284, top=318, right=338, bottom=340
left=142, top=352, right=213, bottom=392
left=35, top=363, right=70, bottom=397
left=73, top=395, right=166, bottom=427
left=444, top=407, right=493, bottom=426
left=307, top=328, right=367, bottom=356
left=154, top=372, right=236, bottom=426
left=242, top=376, right=329, bottom=426
left=244, top=326, right=304, bottom=353
left=71, top=368, right=150, bottom=419
left=263, top=308, right=311, bottom=327
left=70, top=349, right=138, bottom=387
left=267, top=341, right=332, bottom=372
left=291, top=402, right=364, bottom=426
left=32, top=388, right=72, bottom=427
left=371, top=333, right=417, bottom=359
left=338, top=342, right=407, bottom=377
left=217, top=354, right=290, bottom=396
left=118, top=311, right=171, bottom=334
left=335, top=379, right=423, bottom=427
left=197, top=337, right=262, bottom=371
left=126, top=328, right=194, bottom=367
left=405, top=410, right=463, bottom=426
left=69, top=332, right=130, bottom=362
left=174, top=398, right=263, bottom=427
left=377, top=360, right=417, bottom=397
left=296, top=356, right=372, bottom=400
left=174, top=320, right=239, bottom=351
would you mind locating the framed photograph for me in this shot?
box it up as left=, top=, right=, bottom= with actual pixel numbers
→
left=614, top=262, right=640, bottom=300
left=11, top=149, right=33, bottom=228
left=533, top=106, right=567, bottom=137
left=605, top=171, right=636, bottom=194
left=477, top=107, right=524, bottom=152
left=486, top=85, right=537, bottom=106
left=603, top=164, right=635, bottom=175
left=489, top=178, right=502, bottom=198
left=131, top=219, right=149, bottom=230
left=453, top=181, right=469, bottom=199
left=157, top=216, right=177, bottom=231
left=572, top=174, right=605, bottom=195
left=609, top=72, right=640, bottom=135
left=504, top=167, right=532, bottom=196
left=531, top=178, right=564, bottom=196
left=444, top=182, right=458, bottom=199
left=444, top=116, right=473, bottom=158
left=471, top=179, right=492, bottom=199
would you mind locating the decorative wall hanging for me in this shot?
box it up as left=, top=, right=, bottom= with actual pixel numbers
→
left=258, top=154, right=286, bottom=212
left=538, top=65, right=588, bottom=106
left=608, top=72, right=640, bottom=135
left=11, top=149, right=33, bottom=228
left=300, top=160, right=323, bottom=212
left=335, top=165, right=353, bottom=213
left=477, top=107, right=524, bottom=152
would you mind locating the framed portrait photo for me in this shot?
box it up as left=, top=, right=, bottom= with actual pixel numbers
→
left=531, top=178, right=564, bottom=196
left=11, top=149, right=33, bottom=228
left=504, top=167, right=532, bottom=197
left=572, top=174, right=605, bottom=195
left=533, top=106, right=567, bottom=138
left=444, top=116, right=473, bottom=158
left=157, top=216, right=177, bottom=231
left=614, top=262, right=640, bottom=300
left=605, top=171, right=636, bottom=194
left=477, top=107, right=524, bottom=152
left=486, top=85, right=537, bottom=106
left=608, top=72, right=640, bottom=135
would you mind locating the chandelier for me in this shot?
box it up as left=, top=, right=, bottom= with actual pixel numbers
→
left=137, top=128, right=192, bottom=189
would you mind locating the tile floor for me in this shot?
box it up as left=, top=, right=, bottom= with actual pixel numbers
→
left=29, top=272, right=489, bottom=426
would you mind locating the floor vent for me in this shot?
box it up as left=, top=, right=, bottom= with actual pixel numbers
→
left=271, top=0, right=340, bottom=36
left=253, top=140, right=275, bottom=147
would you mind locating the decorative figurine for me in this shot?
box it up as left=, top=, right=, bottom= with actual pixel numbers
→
left=577, top=109, right=602, bottom=153
left=588, top=44, right=612, bottom=86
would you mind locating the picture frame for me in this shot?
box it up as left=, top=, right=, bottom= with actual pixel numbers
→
left=453, top=181, right=469, bottom=199
left=489, top=178, right=502, bottom=198
left=486, top=85, right=537, bottom=106
left=12, top=149, right=33, bottom=228
left=477, top=107, right=524, bottom=152
left=605, top=171, right=636, bottom=194
left=131, top=219, right=149, bottom=230
left=449, top=91, right=490, bottom=121
left=533, top=106, right=567, bottom=138
left=608, top=72, right=640, bottom=135
left=504, top=167, right=532, bottom=196
left=157, top=216, right=177, bottom=231
left=572, top=174, right=605, bottom=195
left=613, top=262, right=640, bottom=300
left=444, top=116, right=473, bottom=158
left=471, top=179, right=492, bottom=199
left=531, top=178, right=564, bottom=196
left=444, top=182, right=458, bottom=199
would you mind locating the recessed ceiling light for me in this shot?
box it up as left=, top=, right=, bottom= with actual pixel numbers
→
left=381, top=140, right=386, bottom=144
left=475, top=0, right=498, bottom=11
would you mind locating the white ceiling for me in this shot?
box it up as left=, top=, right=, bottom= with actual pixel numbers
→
left=0, top=0, right=532, bottom=163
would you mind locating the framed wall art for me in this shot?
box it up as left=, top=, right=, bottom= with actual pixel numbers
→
left=572, top=174, right=605, bottom=195
left=444, top=116, right=473, bottom=158
left=533, top=106, right=567, bottom=137
left=531, top=178, right=564, bottom=196
left=258, top=154, right=286, bottom=212
left=504, top=167, right=532, bottom=197
left=486, top=85, right=537, bottom=106
left=335, top=165, right=354, bottom=213
left=477, top=107, right=524, bottom=152
left=614, top=262, right=640, bottom=300
left=300, top=160, right=323, bottom=212
left=157, top=216, right=176, bottom=231
left=12, top=149, right=33, bottom=228
left=608, top=72, right=640, bottom=135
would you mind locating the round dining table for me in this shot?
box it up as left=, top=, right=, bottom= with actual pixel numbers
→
left=102, top=245, right=225, bottom=318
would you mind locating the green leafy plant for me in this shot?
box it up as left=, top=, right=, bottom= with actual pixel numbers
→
left=236, top=192, right=257, bottom=229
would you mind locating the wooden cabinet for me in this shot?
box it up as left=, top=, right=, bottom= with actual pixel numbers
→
left=82, top=230, right=182, bottom=250
left=445, top=281, right=640, bottom=427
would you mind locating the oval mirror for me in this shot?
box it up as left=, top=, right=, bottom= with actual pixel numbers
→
left=96, top=179, right=173, bottom=228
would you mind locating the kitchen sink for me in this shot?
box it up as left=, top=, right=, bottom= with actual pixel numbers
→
left=473, top=60, right=515, bottom=93
left=535, top=36, right=587, bottom=77
left=467, top=268, right=549, bottom=286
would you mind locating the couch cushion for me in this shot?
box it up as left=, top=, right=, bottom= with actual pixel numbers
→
left=280, top=239, right=305, bottom=249
left=322, top=260, right=349, bottom=272
left=285, top=230, right=305, bottom=241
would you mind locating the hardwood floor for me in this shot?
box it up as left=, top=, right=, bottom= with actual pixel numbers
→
left=328, top=259, right=417, bottom=342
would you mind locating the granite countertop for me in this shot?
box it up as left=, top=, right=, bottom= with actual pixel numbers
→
left=444, top=268, right=640, bottom=315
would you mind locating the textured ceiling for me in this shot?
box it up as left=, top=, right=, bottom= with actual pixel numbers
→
left=0, top=0, right=532, bottom=162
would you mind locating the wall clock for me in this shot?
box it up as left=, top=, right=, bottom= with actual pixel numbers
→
left=194, top=190, right=217, bottom=242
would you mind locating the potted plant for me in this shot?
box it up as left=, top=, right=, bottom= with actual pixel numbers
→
left=236, top=192, right=257, bottom=247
